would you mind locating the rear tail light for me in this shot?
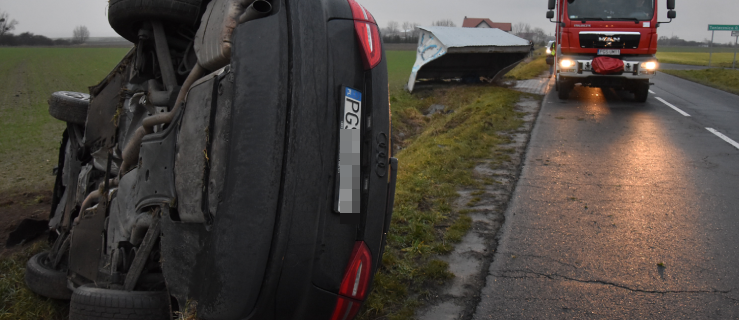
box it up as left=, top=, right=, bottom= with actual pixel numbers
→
left=347, top=0, right=375, bottom=23
left=330, top=297, right=362, bottom=320
left=354, top=22, right=382, bottom=70
left=348, top=0, right=382, bottom=70
left=330, top=241, right=373, bottom=320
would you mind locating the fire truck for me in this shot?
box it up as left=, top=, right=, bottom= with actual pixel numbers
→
left=546, top=0, right=677, bottom=101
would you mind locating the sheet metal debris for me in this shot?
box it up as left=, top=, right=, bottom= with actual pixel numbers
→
left=408, top=26, right=531, bottom=92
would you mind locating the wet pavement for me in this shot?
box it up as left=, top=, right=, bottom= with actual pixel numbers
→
left=474, top=73, right=739, bottom=319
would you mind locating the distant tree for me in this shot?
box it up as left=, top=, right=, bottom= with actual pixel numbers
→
left=409, top=22, right=420, bottom=38
left=512, top=22, right=532, bottom=36
left=384, top=21, right=400, bottom=35
left=0, top=11, right=19, bottom=36
left=431, top=19, right=456, bottom=27
left=72, top=25, right=90, bottom=44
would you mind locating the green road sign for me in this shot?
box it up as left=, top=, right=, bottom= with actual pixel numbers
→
left=708, top=25, right=739, bottom=31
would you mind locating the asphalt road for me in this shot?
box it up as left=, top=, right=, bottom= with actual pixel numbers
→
left=473, top=72, right=739, bottom=319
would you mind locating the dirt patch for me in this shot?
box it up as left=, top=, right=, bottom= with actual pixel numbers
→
left=0, top=189, right=52, bottom=258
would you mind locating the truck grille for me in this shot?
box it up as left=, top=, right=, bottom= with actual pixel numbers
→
left=579, top=33, right=641, bottom=49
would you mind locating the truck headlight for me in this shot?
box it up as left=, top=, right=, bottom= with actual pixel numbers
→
left=641, top=61, right=657, bottom=70
left=560, top=59, right=574, bottom=68
left=546, top=48, right=551, bottom=54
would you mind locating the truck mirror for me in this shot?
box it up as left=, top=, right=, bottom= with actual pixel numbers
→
left=667, top=10, right=676, bottom=19
left=546, top=11, right=554, bottom=19
left=548, top=0, right=556, bottom=10
left=666, top=0, right=675, bottom=10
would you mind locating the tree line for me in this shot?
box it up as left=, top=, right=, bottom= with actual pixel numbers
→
left=1, top=10, right=89, bottom=46
left=381, top=20, right=456, bottom=44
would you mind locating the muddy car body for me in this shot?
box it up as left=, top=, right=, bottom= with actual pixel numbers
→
left=27, top=0, right=397, bottom=319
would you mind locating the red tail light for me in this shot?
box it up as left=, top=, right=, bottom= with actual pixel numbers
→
left=354, top=21, right=382, bottom=70
left=347, top=0, right=375, bottom=23
left=330, top=297, right=362, bottom=320
left=330, top=241, right=372, bottom=320
left=348, top=0, right=382, bottom=70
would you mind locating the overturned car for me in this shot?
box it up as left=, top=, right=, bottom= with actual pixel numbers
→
left=26, top=0, right=397, bottom=319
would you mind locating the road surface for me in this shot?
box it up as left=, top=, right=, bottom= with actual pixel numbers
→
left=474, top=72, right=739, bottom=319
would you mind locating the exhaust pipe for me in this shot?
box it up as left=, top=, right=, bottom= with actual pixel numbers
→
left=238, top=0, right=272, bottom=24
left=119, top=63, right=206, bottom=175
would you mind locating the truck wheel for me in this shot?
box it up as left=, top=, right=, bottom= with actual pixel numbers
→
left=558, top=80, right=571, bottom=100
left=69, top=284, right=170, bottom=320
left=634, top=82, right=649, bottom=102
left=48, top=91, right=90, bottom=125
left=108, top=0, right=203, bottom=43
left=25, top=252, right=72, bottom=300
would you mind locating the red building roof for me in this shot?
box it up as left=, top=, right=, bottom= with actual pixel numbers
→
left=462, top=18, right=512, bottom=32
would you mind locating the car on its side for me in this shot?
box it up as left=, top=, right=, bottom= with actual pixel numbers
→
left=26, top=0, right=397, bottom=319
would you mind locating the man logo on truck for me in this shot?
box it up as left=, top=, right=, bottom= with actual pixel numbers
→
left=598, top=36, right=621, bottom=43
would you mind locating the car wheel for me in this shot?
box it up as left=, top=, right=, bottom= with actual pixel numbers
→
left=25, top=252, right=72, bottom=300
left=634, top=81, right=649, bottom=102
left=108, top=0, right=203, bottom=43
left=558, top=79, right=571, bottom=100
left=48, top=91, right=90, bottom=125
left=69, top=284, right=170, bottom=320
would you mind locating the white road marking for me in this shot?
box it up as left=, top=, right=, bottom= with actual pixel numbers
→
left=706, top=128, right=739, bottom=150
left=648, top=90, right=655, bottom=94
left=655, top=97, right=691, bottom=117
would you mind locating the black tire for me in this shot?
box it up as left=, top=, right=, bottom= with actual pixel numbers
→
left=48, top=91, right=90, bottom=125
left=634, top=81, right=649, bottom=102
left=25, top=252, right=72, bottom=300
left=558, top=79, right=571, bottom=100
left=108, top=0, right=203, bottom=43
left=69, top=284, right=170, bottom=320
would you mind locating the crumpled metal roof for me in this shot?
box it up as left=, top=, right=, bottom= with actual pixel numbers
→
left=418, top=26, right=530, bottom=48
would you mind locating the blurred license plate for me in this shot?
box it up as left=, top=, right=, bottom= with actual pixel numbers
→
left=335, top=87, right=362, bottom=219
left=598, top=49, right=620, bottom=55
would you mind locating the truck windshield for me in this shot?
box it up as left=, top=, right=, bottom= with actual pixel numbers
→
left=567, top=0, right=655, bottom=21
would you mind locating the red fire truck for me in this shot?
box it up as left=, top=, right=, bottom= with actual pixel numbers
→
left=546, top=0, right=676, bottom=101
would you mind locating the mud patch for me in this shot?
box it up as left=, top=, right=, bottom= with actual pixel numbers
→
left=0, top=189, right=52, bottom=258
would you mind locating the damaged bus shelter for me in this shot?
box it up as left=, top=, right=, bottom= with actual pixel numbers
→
left=407, top=26, right=531, bottom=92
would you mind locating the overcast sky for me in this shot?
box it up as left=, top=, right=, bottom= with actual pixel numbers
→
left=1, top=0, right=738, bottom=44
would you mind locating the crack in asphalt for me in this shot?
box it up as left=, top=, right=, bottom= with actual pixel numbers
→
left=494, top=269, right=733, bottom=296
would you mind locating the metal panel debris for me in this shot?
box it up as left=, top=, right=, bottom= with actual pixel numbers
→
left=408, top=26, right=531, bottom=92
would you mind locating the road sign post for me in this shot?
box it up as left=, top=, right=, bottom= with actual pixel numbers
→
left=709, top=30, right=714, bottom=67
left=733, top=31, right=739, bottom=69
left=707, top=25, right=739, bottom=68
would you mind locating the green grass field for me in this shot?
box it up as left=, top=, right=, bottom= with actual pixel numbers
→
left=1, top=47, right=526, bottom=320
left=0, top=48, right=131, bottom=194
left=657, top=46, right=739, bottom=67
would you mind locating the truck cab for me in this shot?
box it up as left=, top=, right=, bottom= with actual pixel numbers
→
left=546, top=0, right=677, bottom=101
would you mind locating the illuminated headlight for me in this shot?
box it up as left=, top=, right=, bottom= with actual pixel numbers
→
left=546, top=48, right=551, bottom=54
left=560, top=59, right=575, bottom=68
left=641, top=61, right=657, bottom=70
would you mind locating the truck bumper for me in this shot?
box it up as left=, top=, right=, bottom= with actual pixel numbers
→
left=557, top=55, right=657, bottom=86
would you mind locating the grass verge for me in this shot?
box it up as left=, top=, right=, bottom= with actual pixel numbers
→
left=661, top=68, right=739, bottom=96
left=656, top=51, right=737, bottom=67
left=0, top=47, right=131, bottom=194
left=505, top=49, right=549, bottom=80
left=0, top=241, right=68, bottom=320
left=358, top=53, right=523, bottom=317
